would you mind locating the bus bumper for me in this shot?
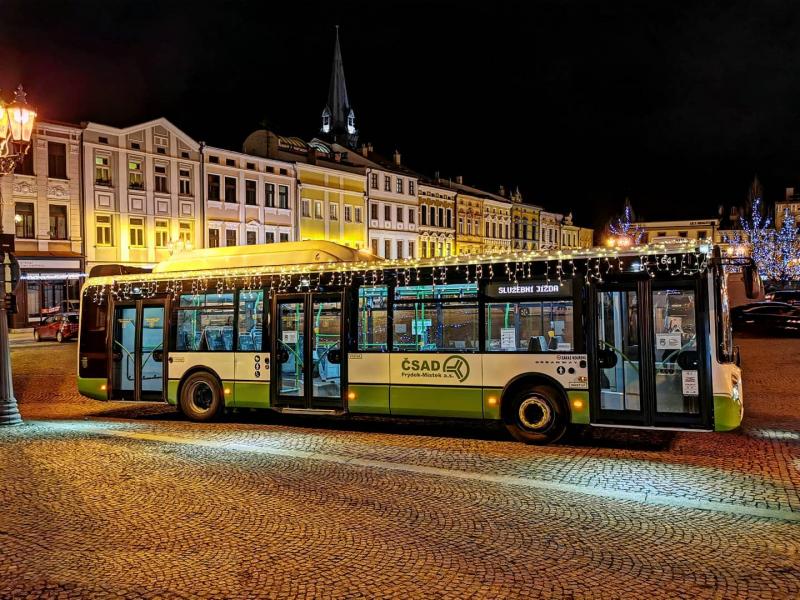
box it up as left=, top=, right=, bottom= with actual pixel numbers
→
left=78, top=377, right=109, bottom=401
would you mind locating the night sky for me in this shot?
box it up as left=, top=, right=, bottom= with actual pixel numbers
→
left=3, top=0, right=800, bottom=230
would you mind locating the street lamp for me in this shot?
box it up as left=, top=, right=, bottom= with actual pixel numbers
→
left=0, top=84, right=37, bottom=426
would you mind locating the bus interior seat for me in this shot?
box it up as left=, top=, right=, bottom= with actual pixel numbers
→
left=548, top=335, right=564, bottom=350
left=528, top=336, right=546, bottom=352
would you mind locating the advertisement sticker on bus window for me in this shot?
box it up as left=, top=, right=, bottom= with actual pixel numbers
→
left=681, top=370, right=699, bottom=396
left=556, top=343, right=572, bottom=351
left=282, top=330, right=298, bottom=344
left=394, top=323, right=407, bottom=334
left=411, top=319, right=432, bottom=335
left=656, top=333, right=682, bottom=350
left=500, top=328, right=516, bottom=350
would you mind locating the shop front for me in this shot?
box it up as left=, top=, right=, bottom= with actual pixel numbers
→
left=10, top=252, right=85, bottom=330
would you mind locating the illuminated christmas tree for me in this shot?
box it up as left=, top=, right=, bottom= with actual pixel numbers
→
left=607, top=199, right=644, bottom=247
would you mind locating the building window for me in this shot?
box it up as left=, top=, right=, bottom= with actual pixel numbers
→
left=408, top=241, right=415, bottom=258
left=396, top=206, right=403, bottom=222
left=421, top=242, right=427, bottom=258
left=246, top=162, right=255, bottom=170
left=47, top=142, right=67, bottom=179
left=384, top=205, right=391, bottom=221
left=371, top=239, right=379, bottom=255
left=225, top=229, right=237, bottom=247
left=208, top=174, right=221, bottom=201
left=486, top=222, right=490, bottom=238
left=459, top=217, right=464, bottom=233
left=397, top=240, right=403, bottom=259
left=226, top=159, right=235, bottom=167
left=314, top=201, right=323, bottom=219
left=179, top=221, right=193, bottom=245
left=129, top=216, right=145, bottom=247
left=209, top=156, right=219, bottom=164
left=224, top=177, right=237, bottom=203
left=438, top=207, right=444, bottom=227
left=14, top=202, right=34, bottom=239
left=95, top=155, right=111, bottom=185
left=329, top=203, right=339, bottom=221
left=438, top=242, right=444, bottom=256
left=384, top=239, right=391, bottom=258
left=355, top=206, right=363, bottom=222
left=371, top=173, right=378, bottom=189
left=408, top=208, right=415, bottom=224
left=279, top=232, right=289, bottom=242
left=265, top=183, right=275, bottom=207
left=48, top=205, right=68, bottom=240
left=467, top=220, right=472, bottom=235
left=279, top=168, right=288, bottom=176
left=155, top=164, right=169, bottom=193
left=421, top=205, right=427, bottom=225
left=246, top=230, right=257, bottom=245
left=262, top=231, right=274, bottom=244
left=396, top=178, right=403, bottom=194
left=429, top=241, right=435, bottom=257
left=245, top=180, right=257, bottom=205
left=429, top=206, right=436, bottom=226
left=344, top=205, right=352, bottom=222
left=179, top=168, right=191, bottom=195
left=155, top=219, right=169, bottom=248
left=96, top=215, right=113, bottom=246
left=128, top=158, right=144, bottom=190
left=678, top=231, right=688, bottom=238
left=409, top=181, right=415, bottom=196
left=698, top=230, right=708, bottom=239
left=384, top=175, right=391, bottom=191
left=446, top=242, right=452, bottom=256
left=278, top=185, right=289, bottom=209
left=208, top=229, right=220, bottom=248
left=13, top=142, right=34, bottom=175
left=371, top=203, right=378, bottom=220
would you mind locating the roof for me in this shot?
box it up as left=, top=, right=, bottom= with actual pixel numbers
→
left=151, top=240, right=378, bottom=274
left=84, top=240, right=712, bottom=288
left=83, top=117, right=201, bottom=150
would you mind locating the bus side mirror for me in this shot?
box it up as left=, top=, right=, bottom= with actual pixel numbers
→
left=677, top=350, right=699, bottom=370
left=328, top=348, right=341, bottom=364
left=277, top=349, right=290, bottom=364
left=744, top=263, right=763, bottom=299
left=597, top=347, right=617, bottom=369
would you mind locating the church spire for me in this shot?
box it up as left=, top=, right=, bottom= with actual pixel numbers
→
left=321, top=26, right=358, bottom=147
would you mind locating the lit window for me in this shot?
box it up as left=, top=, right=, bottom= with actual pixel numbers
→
left=355, top=206, right=363, bottom=223
left=129, top=217, right=145, bottom=247
left=178, top=221, right=193, bottom=245
left=96, top=215, right=113, bottom=246
left=302, top=199, right=311, bottom=217
left=344, top=205, right=352, bottom=222
left=95, top=155, right=111, bottom=185
left=128, top=158, right=144, bottom=190
left=49, top=205, right=68, bottom=240
left=330, top=203, right=339, bottom=221
left=155, top=219, right=169, bottom=248
left=314, top=201, right=323, bottom=219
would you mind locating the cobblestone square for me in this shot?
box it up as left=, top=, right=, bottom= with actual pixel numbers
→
left=0, top=336, right=798, bottom=598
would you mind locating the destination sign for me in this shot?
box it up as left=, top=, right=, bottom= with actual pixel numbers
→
left=485, top=280, right=573, bottom=299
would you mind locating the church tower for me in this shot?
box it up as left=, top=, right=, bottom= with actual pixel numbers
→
left=320, top=26, right=358, bottom=148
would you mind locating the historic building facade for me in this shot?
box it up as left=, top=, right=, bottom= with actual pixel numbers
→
left=81, top=118, right=204, bottom=272
left=539, top=210, right=562, bottom=250
left=510, top=189, right=540, bottom=252
left=204, top=146, right=294, bottom=249
left=418, top=181, right=455, bottom=258
left=453, top=188, right=483, bottom=255
left=2, top=119, right=84, bottom=327
left=482, top=196, right=512, bottom=253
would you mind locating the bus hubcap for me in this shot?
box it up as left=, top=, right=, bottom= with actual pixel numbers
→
left=189, top=382, right=214, bottom=411
left=518, top=396, right=551, bottom=430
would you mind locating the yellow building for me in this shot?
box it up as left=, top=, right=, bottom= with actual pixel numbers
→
left=296, top=161, right=366, bottom=249
left=455, top=191, right=483, bottom=255
left=510, top=188, right=541, bottom=251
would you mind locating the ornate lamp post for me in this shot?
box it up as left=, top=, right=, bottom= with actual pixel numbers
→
left=0, top=85, right=37, bottom=426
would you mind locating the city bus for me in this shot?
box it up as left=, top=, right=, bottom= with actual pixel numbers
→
left=77, top=240, right=758, bottom=444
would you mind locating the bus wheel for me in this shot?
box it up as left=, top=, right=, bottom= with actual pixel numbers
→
left=179, top=372, right=223, bottom=422
left=503, top=384, right=567, bottom=445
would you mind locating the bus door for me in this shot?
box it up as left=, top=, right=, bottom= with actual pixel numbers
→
left=273, top=293, right=344, bottom=411
left=110, top=299, right=167, bottom=401
left=592, top=279, right=710, bottom=428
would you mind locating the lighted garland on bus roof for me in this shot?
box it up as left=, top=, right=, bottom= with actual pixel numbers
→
left=82, top=243, right=711, bottom=304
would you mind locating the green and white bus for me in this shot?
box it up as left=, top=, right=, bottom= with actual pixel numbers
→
left=77, top=240, right=757, bottom=444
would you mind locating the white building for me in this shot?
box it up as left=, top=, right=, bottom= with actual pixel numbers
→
left=418, top=181, right=456, bottom=258
left=81, top=118, right=203, bottom=272
left=204, top=146, right=295, bottom=248
left=2, top=119, right=84, bottom=328
left=539, top=211, right=561, bottom=250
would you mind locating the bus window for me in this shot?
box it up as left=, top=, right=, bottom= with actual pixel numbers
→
left=652, top=288, right=700, bottom=415
left=357, top=286, right=388, bottom=351
left=393, top=283, right=478, bottom=352
left=485, top=300, right=574, bottom=352
left=175, top=293, right=234, bottom=351
left=237, top=290, right=265, bottom=351
left=79, top=296, right=108, bottom=378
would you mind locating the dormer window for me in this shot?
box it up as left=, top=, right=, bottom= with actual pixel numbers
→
left=321, top=108, right=331, bottom=133
left=347, top=109, right=356, bottom=135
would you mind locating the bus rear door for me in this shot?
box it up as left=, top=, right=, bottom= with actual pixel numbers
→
left=110, top=299, right=167, bottom=401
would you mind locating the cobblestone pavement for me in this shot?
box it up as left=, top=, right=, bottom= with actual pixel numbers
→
left=0, top=337, right=798, bottom=598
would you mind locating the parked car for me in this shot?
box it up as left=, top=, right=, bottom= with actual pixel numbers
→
left=764, top=289, right=800, bottom=306
left=33, top=313, right=79, bottom=343
left=731, top=302, right=800, bottom=335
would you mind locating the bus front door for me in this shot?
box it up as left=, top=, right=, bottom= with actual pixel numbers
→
left=274, top=293, right=344, bottom=412
left=110, top=300, right=167, bottom=401
left=592, top=279, right=710, bottom=429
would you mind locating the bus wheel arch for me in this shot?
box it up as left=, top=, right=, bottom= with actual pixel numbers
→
left=178, top=368, right=225, bottom=423
left=500, top=374, right=569, bottom=445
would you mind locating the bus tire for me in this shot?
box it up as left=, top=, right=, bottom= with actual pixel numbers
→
left=179, top=371, right=224, bottom=423
left=503, top=384, right=567, bottom=445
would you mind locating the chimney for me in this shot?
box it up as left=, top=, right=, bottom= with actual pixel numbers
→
left=498, top=185, right=506, bottom=197
left=455, top=175, right=463, bottom=185
left=333, top=151, right=342, bottom=162
left=393, top=150, right=401, bottom=166
left=306, top=148, right=317, bottom=165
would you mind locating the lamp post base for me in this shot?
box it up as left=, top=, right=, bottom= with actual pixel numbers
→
left=0, top=397, right=22, bottom=425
